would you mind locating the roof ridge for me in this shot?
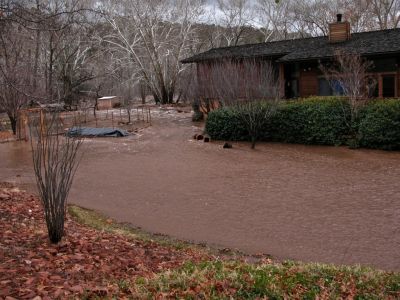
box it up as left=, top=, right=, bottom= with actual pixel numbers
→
left=182, top=27, right=400, bottom=64
left=204, top=36, right=324, bottom=52
left=202, top=27, right=400, bottom=53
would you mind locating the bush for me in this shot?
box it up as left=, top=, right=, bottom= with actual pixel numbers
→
left=205, top=107, right=249, bottom=141
left=358, top=99, right=400, bottom=150
left=206, top=97, right=350, bottom=145
left=270, top=97, right=350, bottom=145
left=205, top=97, right=400, bottom=150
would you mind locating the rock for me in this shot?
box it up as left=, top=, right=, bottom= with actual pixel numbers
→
left=219, top=247, right=232, bottom=254
left=223, top=142, right=232, bottom=149
left=90, top=287, right=108, bottom=297
left=196, top=134, right=204, bottom=141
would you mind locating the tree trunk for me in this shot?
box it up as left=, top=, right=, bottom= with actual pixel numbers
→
left=48, top=34, right=54, bottom=101
left=160, top=89, right=174, bottom=104
left=153, top=92, right=160, bottom=104
left=45, top=213, right=65, bottom=244
left=140, top=81, right=146, bottom=104
left=33, top=31, right=40, bottom=89
left=161, top=87, right=168, bottom=104
left=251, top=136, right=256, bottom=149
left=8, top=113, right=17, bottom=135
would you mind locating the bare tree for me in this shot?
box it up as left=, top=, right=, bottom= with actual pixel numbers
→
left=122, top=96, right=135, bottom=125
left=30, top=112, right=82, bottom=244
left=214, top=0, right=253, bottom=46
left=287, top=0, right=399, bottom=36
left=370, top=0, right=400, bottom=29
left=100, top=0, right=204, bottom=104
left=0, top=0, right=98, bottom=133
left=256, top=0, right=294, bottom=42
left=0, top=12, right=35, bottom=133
left=320, top=50, right=375, bottom=133
left=208, top=59, right=280, bottom=149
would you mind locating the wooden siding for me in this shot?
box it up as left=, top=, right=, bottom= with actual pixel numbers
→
left=299, top=68, right=318, bottom=97
left=97, top=97, right=121, bottom=110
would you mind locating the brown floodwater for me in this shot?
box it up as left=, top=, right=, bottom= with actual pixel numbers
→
left=1, top=108, right=399, bottom=271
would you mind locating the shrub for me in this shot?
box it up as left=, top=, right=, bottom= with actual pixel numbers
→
left=236, top=101, right=278, bottom=149
left=270, top=97, right=350, bottom=145
left=205, top=97, right=400, bottom=150
left=358, top=99, right=400, bottom=150
left=205, top=107, right=249, bottom=141
left=206, top=97, right=350, bottom=146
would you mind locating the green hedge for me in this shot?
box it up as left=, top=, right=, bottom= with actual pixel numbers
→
left=205, top=97, right=400, bottom=150
left=205, top=107, right=250, bottom=141
left=358, top=99, right=400, bottom=150
left=269, top=97, right=350, bottom=145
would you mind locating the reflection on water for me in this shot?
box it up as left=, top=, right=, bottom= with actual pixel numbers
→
left=0, top=141, right=35, bottom=191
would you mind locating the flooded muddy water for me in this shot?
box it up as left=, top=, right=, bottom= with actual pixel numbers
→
left=1, top=108, right=400, bottom=270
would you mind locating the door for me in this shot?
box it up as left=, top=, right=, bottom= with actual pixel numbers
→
left=382, top=75, right=396, bottom=98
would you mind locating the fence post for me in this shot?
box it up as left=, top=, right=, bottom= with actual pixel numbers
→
left=149, top=107, right=151, bottom=125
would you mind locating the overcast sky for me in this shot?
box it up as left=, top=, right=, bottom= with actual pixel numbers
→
left=201, top=0, right=260, bottom=26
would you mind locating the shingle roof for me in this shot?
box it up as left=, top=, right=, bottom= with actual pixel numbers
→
left=182, top=28, right=400, bottom=64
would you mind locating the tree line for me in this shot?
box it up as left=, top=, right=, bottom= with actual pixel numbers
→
left=1, top=0, right=399, bottom=133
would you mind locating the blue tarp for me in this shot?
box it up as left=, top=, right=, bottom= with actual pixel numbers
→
left=67, top=127, right=129, bottom=137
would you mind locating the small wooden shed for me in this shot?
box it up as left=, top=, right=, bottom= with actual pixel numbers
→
left=97, top=96, right=121, bottom=110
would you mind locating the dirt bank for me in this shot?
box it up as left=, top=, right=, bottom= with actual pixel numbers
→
left=1, top=107, right=399, bottom=270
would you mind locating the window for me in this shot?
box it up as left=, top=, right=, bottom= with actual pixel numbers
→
left=318, top=78, right=331, bottom=96
left=318, top=79, right=344, bottom=96
left=331, top=80, right=344, bottom=96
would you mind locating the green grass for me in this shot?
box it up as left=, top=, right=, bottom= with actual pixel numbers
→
left=68, top=205, right=196, bottom=251
left=69, top=205, right=400, bottom=299
left=134, top=261, right=400, bottom=299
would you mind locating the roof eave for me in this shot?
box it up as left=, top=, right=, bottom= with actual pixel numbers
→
left=278, top=50, right=400, bottom=63
left=181, top=53, right=288, bottom=64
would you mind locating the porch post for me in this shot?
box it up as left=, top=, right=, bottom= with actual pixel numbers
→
left=279, top=63, right=285, bottom=99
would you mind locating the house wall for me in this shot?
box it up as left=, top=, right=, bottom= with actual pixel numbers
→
left=197, top=59, right=279, bottom=100
left=294, top=56, right=400, bottom=99
left=197, top=56, right=400, bottom=101
left=197, top=62, right=214, bottom=99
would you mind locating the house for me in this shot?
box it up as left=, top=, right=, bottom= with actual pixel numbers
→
left=97, top=96, right=121, bottom=110
left=182, top=15, right=400, bottom=99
